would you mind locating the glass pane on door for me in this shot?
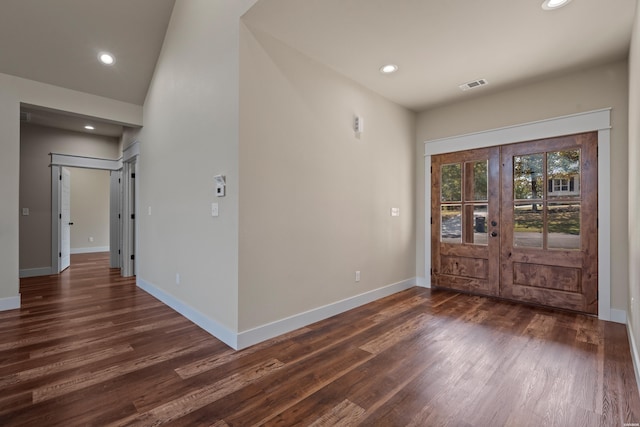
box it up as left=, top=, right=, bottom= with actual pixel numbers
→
left=441, top=163, right=462, bottom=202
left=548, top=203, right=580, bottom=250
left=547, top=149, right=580, bottom=199
left=514, top=154, right=544, bottom=200
left=441, top=205, right=462, bottom=244
left=471, top=161, right=488, bottom=201
left=472, top=204, right=488, bottom=245
left=514, top=203, right=543, bottom=248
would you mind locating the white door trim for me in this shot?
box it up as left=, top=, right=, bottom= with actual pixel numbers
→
left=423, top=108, right=612, bottom=321
left=120, top=140, right=139, bottom=276
left=60, top=167, right=71, bottom=271
left=121, top=159, right=137, bottom=277
left=50, top=153, right=121, bottom=170
left=110, top=170, right=122, bottom=269
left=122, top=140, right=140, bottom=162
left=49, top=153, right=125, bottom=275
left=51, top=165, right=61, bottom=273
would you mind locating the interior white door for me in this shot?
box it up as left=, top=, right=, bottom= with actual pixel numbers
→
left=60, top=167, right=71, bottom=271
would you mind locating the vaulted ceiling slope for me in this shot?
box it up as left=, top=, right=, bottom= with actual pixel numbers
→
left=0, top=0, right=175, bottom=106
left=0, top=1, right=635, bottom=113
left=243, top=0, right=637, bottom=111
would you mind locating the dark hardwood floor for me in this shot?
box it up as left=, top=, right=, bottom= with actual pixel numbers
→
left=1, top=253, right=639, bottom=426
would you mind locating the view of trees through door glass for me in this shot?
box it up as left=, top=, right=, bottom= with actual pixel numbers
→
left=513, top=149, right=581, bottom=250
left=440, top=160, right=488, bottom=245
left=432, top=132, right=597, bottom=314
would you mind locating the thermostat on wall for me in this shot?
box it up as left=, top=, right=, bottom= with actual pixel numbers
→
left=214, top=175, right=226, bottom=197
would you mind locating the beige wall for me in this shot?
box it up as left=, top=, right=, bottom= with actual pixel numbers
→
left=19, top=123, right=119, bottom=269
left=238, top=26, right=416, bottom=330
left=628, top=4, right=640, bottom=355
left=416, top=60, right=630, bottom=311
left=120, top=127, right=141, bottom=154
left=138, top=0, right=415, bottom=338
left=137, top=0, right=258, bottom=333
left=0, top=80, right=20, bottom=300
left=0, top=72, right=141, bottom=303
left=69, top=168, right=111, bottom=252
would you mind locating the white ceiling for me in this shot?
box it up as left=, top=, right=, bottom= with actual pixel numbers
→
left=0, top=0, right=175, bottom=106
left=244, top=0, right=638, bottom=111
left=0, top=0, right=636, bottom=131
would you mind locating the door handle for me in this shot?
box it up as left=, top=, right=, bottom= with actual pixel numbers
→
left=491, top=231, right=498, bottom=237
left=68, top=222, right=74, bottom=225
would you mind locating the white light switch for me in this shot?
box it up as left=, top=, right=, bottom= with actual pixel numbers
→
left=391, top=207, right=400, bottom=217
left=22, top=208, right=29, bottom=216
left=148, top=206, right=152, bottom=216
left=211, top=203, right=219, bottom=217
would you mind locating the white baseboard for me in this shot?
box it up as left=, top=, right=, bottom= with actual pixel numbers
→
left=137, top=276, right=418, bottom=351
left=611, top=308, right=627, bottom=324
left=0, top=295, right=21, bottom=311
left=236, top=277, right=417, bottom=349
left=416, top=276, right=429, bottom=288
left=71, top=246, right=109, bottom=254
left=19, top=267, right=53, bottom=278
left=627, top=322, right=640, bottom=397
left=136, top=278, right=238, bottom=349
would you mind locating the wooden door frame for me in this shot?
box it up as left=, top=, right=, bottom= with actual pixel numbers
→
left=423, top=108, right=615, bottom=322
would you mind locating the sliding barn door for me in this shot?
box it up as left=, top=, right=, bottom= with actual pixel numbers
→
left=431, top=132, right=598, bottom=314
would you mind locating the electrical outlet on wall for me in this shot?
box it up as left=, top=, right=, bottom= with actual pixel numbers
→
left=355, top=271, right=361, bottom=282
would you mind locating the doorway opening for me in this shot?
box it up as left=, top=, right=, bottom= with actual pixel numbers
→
left=52, top=166, right=116, bottom=272
left=50, top=151, right=138, bottom=278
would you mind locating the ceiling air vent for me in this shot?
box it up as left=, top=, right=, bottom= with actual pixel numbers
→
left=459, top=78, right=488, bottom=91
left=20, top=111, right=31, bottom=122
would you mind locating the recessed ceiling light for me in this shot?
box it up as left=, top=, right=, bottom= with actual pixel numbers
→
left=84, top=125, right=95, bottom=130
left=98, top=52, right=115, bottom=65
left=542, top=0, right=571, bottom=10
left=380, top=64, right=398, bottom=74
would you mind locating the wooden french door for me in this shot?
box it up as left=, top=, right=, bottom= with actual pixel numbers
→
left=431, top=147, right=501, bottom=296
left=431, top=132, right=598, bottom=314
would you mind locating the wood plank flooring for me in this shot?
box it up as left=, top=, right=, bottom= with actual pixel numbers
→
left=1, top=252, right=639, bottom=426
